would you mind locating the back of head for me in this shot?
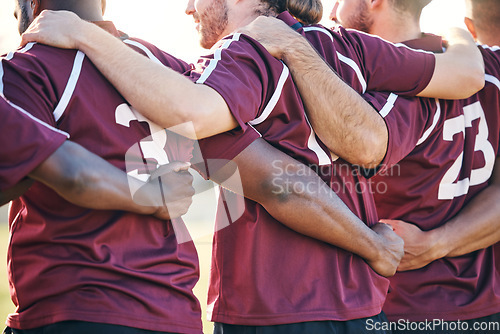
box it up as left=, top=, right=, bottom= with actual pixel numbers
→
left=258, top=0, right=323, bottom=25
left=390, top=0, right=432, bottom=21
left=287, top=0, right=323, bottom=25
left=467, top=0, right=500, bottom=34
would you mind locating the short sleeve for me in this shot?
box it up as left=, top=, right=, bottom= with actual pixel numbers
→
left=478, top=47, right=500, bottom=156
left=0, top=98, right=67, bottom=190
left=191, top=126, right=261, bottom=179
left=188, top=34, right=271, bottom=132
left=1, top=44, right=67, bottom=127
left=363, top=92, right=436, bottom=171
left=335, top=27, right=436, bottom=95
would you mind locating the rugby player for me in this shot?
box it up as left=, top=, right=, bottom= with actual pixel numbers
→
left=239, top=0, right=500, bottom=332
left=3, top=1, right=201, bottom=333
left=19, top=0, right=491, bottom=333
left=0, top=95, right=194, bottom=217
left=3, top=1, right=415, bottom=333
left=331, top=0, right=500, bottom=331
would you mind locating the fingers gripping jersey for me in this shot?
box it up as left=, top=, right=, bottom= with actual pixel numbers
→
left=1, top=22, right=201, bottom=333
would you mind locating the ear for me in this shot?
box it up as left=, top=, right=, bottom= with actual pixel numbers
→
left=464, top=17, right=477, bottom=40
left=370, top=0, right=385, bottom=10
left=31, top=0, right=42, bottom=16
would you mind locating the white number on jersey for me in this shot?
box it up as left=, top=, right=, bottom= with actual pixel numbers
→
left=438, top=102, right=495, bottom=200
left=115, top=103, right=169, bottom=195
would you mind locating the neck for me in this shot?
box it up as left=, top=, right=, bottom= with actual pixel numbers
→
left=41, top=0, right=104, bottom=21
left=370, top=9, right=422, bottom=43
left=225, top=1, right=277, bottom=37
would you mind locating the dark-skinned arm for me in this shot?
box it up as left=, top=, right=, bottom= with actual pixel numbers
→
left=1, top=141, right=194, bottom=220
left=210, top=138, right=404, bottom=277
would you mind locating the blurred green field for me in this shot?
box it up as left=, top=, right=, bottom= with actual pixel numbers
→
left=0, top=204, right=214, bottom=334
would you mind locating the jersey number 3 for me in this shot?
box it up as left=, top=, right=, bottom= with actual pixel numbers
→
left=438, top=101, right=495, bottom=200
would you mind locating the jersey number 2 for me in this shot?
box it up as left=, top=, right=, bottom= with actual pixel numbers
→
left=438, top=101, right=495, bottom=200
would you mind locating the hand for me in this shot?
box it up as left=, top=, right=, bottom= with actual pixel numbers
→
left=367, top=223, right=405, bottom=277
left=143, top=161, right=195, bottom=220
left=381, top=219, right=444, bottom=271
left=21, top=10, right=89, bottom=49
left=238, top=16, right=302, bottom=59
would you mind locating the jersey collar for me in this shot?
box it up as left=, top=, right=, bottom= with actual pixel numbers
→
left=277, top=11, right=303, bottom=32
left=92, top=21, right=129, bottom=40
left=403, top=33, right=444, bottom=53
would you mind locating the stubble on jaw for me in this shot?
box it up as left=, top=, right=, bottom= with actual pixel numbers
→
left=341, top=1, right=373, bottom=33
left=198, top=0, right=229, bottom=49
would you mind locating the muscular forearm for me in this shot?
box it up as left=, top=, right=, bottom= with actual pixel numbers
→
left=22, top=11, right=235, bottom=139
left=29, top=141, right=161, bottom=215
left=281, top=35, right=388, bottom=168
left=75, top=21, right=234, bottom=138
left=431, top=180, right=500, bottom=258
left=210, top=139, right=402, bottom=276
left=419, top=28, right=484, bottom=99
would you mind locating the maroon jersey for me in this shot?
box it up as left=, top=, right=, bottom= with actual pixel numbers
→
left=0, top=97, right=67, bottom=190
left=1, top=22, right=201, bottom=333
left=278, top=12, right=436, bottom=97
left=369, top=36, right=500, bottom=321
left=190, top=12, right=437, bottom=326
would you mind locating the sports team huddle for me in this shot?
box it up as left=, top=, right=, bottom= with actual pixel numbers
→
left=0, top=0, right=499, bottom=333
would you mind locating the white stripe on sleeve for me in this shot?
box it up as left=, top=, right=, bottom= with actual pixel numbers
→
left=249, top=62, right=289, bottom=126
left=378, top=93, right=398, bottom=118
left=416, top=99, right=441, bottom=146
left=53, top=51, right=85, bottom=122
left=197, top=33, right=242, bottom=84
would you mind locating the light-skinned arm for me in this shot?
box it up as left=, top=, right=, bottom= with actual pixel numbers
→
left=1, top=141, right=195, bottom=220
left=210, top=138, right=404, bottom=277
left=382, top=157, right=500, bottom=271
left=22, top=10, right=238, bottom=140
left=237, top=17, right=484, bottom=169
left=21, top=11, right=483, bottom=147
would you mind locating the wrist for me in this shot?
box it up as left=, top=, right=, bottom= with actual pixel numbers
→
left=363, top=230, right=385, bottom=263
left=281, top=34, right=308, bottom=62
left=427, top=227, right=452, bottom=260
left=77, top=20, right=107, bottom=53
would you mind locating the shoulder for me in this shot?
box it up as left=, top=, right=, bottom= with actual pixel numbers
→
left=479, top=45, right=500, bottom=78
left=122, top=37, right=191, bottom=73
left=193, top=33, right=282, bottom=78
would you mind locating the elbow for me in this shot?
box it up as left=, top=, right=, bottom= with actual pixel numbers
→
left=461, top=62, right=486, bottom=98
left=172, top=106, right=213, bottom=140
left=259, top=170, right=316, bottom=207
left=472, top=65, right=486, bottom=94
left=350, top=135, right=386, bottom=170
left=57, top=164, right=94, bottom=198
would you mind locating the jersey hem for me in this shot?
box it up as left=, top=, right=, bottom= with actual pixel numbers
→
left=209, top=304, right=383, bottom=325
left=7, top=310, right=203, bottom=333
left=386, top=302, right=500, bottom=322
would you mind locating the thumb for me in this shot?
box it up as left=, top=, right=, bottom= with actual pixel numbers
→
left=150, top=161, right=191, bottom=179
left=21, top=32, right=37, bottom=46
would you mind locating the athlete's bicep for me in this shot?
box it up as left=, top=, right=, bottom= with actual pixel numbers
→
left=191, top=84, right=239, bottom=139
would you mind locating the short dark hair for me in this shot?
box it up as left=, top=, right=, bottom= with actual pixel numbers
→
left=258, top=0, right=323, bottom=25
left=390, top=0, right=432, bottom=20
left=468, top=0, right=500, bottom=32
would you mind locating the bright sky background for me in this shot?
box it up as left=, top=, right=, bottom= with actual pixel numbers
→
left=0, top=0, right=466, bottom=61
